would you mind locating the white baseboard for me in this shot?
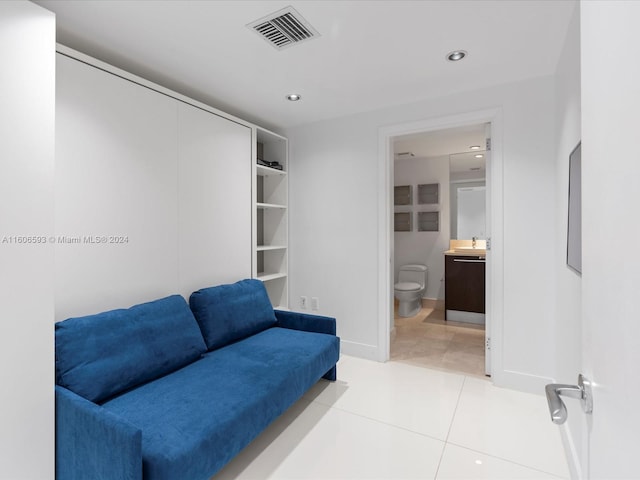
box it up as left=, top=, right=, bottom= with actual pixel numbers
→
left=340, top=339, right=379, bottom=361
left=446, top=309, right=485, bottom=324
left=422, top=297, right=445, bottom=310
left=492, top=368, right=554, bottom=396
left=394, top=297, right=444, bottom=311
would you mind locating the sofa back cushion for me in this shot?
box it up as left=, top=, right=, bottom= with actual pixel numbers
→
left=55, top=295, right=207, bottom=403
left=189, top=278, right=276, bottom=350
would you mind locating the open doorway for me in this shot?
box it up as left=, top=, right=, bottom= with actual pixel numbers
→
left=390, top=124, right=490, bottom=377
left=377, top=109, right=503, bottom=379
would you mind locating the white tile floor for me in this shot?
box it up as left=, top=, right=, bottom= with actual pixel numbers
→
left=214, top=356, right=569, bottom=480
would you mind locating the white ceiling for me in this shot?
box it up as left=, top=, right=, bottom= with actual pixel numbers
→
left=394, top=123, right=487, bottom=175
left=34, top=0, right=577, bottom=130
left=394, top=123, right=487, bottom=158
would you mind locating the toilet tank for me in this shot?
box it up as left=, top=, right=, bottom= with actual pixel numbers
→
left=398, top=264, right=428, bottom=287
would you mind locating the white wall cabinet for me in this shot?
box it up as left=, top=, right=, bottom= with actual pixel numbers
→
left=178, top=103, right=252, bottom=297
left=56, top=54, right=180, bottom=318
left=254, top=128, right=288, bottom=308
left=55, top=48, right=262, bottom=318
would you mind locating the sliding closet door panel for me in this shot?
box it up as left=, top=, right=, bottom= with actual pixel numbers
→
left=178, top=104, right=252, bottom=296
left=55, top=55, right=179, bottom=319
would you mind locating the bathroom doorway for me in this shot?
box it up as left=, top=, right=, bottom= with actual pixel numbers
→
left=378, top=111, right=502, bottom=378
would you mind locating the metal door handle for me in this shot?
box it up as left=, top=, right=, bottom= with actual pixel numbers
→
left=545, top=374, right=593, bottom=425
left=453, top=259, right=485, bottom=263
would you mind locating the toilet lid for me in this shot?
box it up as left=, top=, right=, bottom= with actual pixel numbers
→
left=395, top=281, right=421, bottom=292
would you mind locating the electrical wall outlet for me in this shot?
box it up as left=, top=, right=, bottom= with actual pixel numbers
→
left=311, top=297, right=319, bottom=311
left=300, top=296, right=307, bottom=309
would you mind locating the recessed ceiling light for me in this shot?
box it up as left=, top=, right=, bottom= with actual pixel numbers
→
left=470, top=145, right=481, bottom=150
left=286, top=93, right=301, bottom=101
left=474, top=154, right=484, bottom=158
left=446, top=50, right=467, bottom=62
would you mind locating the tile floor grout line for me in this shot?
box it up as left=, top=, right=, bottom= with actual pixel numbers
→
left=444, top=374, right=467, bottom=444
left=309, top=396, right=449, bottom=445
left=433, top=374, right=467, bottom=479
left=443, top=440, right=570, bottom=479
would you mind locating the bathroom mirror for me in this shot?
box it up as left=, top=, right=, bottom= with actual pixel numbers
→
left=449, top=152, right=486, bottom=240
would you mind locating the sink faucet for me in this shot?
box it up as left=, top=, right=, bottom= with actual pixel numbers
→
left=472, top=237, right=477, bottom=248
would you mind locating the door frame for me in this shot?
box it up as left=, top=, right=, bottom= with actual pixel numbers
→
left=377, top=108, right=504, bottom=382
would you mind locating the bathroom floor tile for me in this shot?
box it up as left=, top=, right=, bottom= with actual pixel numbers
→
left=306, top=355, right=465, bottom=440
left=410, top=341, right=450, bottom=359
left=447, top=377, right=570, bottom=478
left=392, top=306, right=487, bottom=377
left=441, top=352, right=485, bottom=377
left=451, top=330, right=485, bottom=346
left=214, top=398, right=444, bottom=480
left=410, top=335, right=452, bottom=351
left=445, top=341, right=485, bottom=357
left=436, top=444, right=563, bottom=479
left=422, top=325, right=458, bottom=341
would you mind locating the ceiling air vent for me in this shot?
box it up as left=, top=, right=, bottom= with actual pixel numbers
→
left=248, top=6, right=320, bottom=51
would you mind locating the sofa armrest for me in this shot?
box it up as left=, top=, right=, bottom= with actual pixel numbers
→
left=274, top=310, right=339, bottom=381
left=274, top=310, right=336, bottom=336
left=56, top=385, right=142, bottom=480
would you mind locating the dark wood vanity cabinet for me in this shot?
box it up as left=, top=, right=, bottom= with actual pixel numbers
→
left=445, top=255, right=485, bottom=318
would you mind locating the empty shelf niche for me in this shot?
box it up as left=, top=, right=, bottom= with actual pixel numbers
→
left=257, top=207, right=286, bottom=248
left=261, top=275, right=287, bottom=309
left=257, top=169, right=286, bottom=206
left=418, top=183, right=439, bottom=205
left=394, top=185, right=412, bottom=206
left=395, top=212, right=412, bottom=232
left=257, top=248, right=287, bottom=283
left=418, top=211, right=439, bottom=232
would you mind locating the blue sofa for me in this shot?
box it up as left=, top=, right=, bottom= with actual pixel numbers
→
left=55, top=279, right=340, bottom=480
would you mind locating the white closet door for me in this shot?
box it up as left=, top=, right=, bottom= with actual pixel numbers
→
left=177, top=103, right=252, bottom=296
left=55, top=55, right=179, bottom=319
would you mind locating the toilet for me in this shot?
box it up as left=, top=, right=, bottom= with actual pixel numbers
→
left=394, top=264, right=428, bottom=317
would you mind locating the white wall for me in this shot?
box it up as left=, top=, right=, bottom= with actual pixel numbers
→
left=0, top=2, right=55, bottom=477
left=394, top=156, right=449, bottom=300
left=287, top=75, right=558, bottom=390
left=552, top=4, right=583, bottom=477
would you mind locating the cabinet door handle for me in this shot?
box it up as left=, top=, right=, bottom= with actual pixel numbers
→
left=453, top=259, right=485, bottom=263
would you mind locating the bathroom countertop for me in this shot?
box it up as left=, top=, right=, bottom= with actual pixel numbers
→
left=444, top=249, right=486, bottom=257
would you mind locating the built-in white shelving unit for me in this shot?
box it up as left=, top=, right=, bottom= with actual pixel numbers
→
left=253, top=128, right=288, bottom=308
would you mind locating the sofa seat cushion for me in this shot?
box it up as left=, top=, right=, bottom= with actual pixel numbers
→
left=189, top=278, right=277, bottom=350
left=100, top=327, right=339, bottom=480
left=56, top=295, right=207, bottom=403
